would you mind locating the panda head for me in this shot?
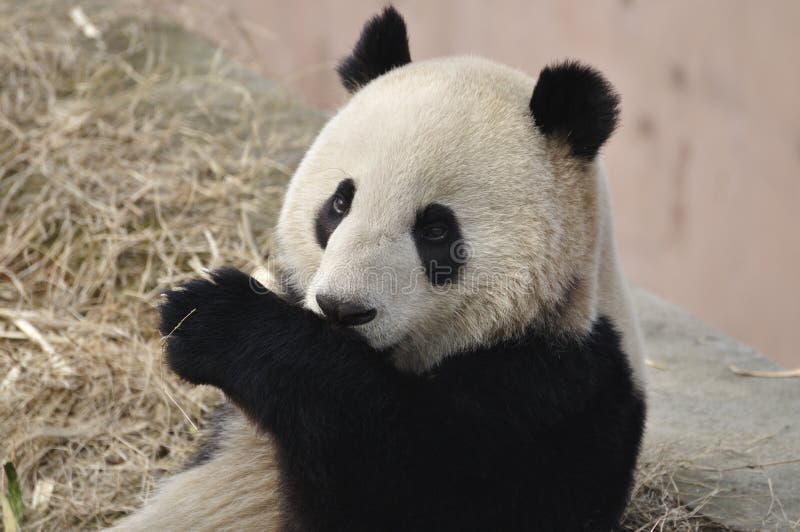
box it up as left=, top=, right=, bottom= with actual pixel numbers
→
left=273, top=7, right=620, bottom=372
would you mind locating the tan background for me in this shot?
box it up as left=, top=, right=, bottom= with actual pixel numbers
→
left=149, top=0, right=800, bottom=367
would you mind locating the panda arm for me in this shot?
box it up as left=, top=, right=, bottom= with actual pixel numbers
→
left=160, top=269, right=418, bottom=522
left=159, top=269, right=397, bottom=414
left=159, top=267, right=405, bottom=443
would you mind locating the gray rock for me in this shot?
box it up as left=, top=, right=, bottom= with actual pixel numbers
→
left=637, top=289, right=800, bottom=530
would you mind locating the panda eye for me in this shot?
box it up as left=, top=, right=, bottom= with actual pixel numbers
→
left=316, top=179, right=355, bottom=249
left=421, top=222, right=448, bottom=242
left=332, top=194, right=349, bottom=215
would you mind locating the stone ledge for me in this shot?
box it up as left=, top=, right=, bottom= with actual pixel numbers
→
left=636, top=289, right=799, bottom=529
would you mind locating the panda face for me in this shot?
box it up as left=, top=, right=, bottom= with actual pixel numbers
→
left=274, top=56, right=609, bottom=372
left=270, top=6, right=620, bottom=373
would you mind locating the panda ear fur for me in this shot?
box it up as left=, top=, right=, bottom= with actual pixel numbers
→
left=530, top=61, right=620, bottom=160
left=337, top=6, right=411, bottom=93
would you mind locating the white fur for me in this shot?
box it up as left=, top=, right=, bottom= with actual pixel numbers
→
left=111, top=409, right=281, bottom=531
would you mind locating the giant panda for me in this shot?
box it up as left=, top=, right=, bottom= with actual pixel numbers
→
left=114, top=6, right=646, bottom=531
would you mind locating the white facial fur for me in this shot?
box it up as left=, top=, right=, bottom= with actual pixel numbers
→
left=274, top=56, right=643, bottom=381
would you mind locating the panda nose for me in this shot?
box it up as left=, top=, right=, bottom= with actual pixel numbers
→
left=315, top=294, right=377, bottom=326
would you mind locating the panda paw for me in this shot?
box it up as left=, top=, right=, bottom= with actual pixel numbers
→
left=159, top=268, right=275, bottom=386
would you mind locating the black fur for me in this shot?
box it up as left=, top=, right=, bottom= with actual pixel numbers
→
left=314, top=179, right=355, bottom=249
left=182, top=401, right=234, bottom=470
left=337, top=6, right=411, bottom=93
left=412, top=203, right=466, bottom=286
left=161, top=269, right=645, bottom=531
left=530, top=61, right=620, bottom=160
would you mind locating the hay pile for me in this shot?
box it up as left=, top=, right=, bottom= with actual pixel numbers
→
left=0, top=1, right=724, bottom=530
left=0, top=1, right=319, bottom=528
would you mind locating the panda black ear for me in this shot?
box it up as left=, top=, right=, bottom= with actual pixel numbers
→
left=530, top=61, right=620, bottom=160
left=337, top=6, right=411, bottom=93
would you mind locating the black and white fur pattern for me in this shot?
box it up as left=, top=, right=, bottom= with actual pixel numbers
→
left=115, top=7, right=646, bottom=531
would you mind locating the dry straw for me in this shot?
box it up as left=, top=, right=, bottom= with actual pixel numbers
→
left=0, top=1, right=723, bottom=529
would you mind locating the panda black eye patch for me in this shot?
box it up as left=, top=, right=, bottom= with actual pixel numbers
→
left=315, top=179, right=355, bottom=249
left=413, top=203, right=465, bottom=286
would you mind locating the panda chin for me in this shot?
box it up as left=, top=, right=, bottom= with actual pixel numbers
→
left=352, top=321, right=403, bottom=351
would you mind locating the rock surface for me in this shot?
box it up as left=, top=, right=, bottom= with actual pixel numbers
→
left=636, top=289, right=800, bottom=530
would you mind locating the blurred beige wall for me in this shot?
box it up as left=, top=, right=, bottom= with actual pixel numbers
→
left=150, top=0, right=800, bottom=367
